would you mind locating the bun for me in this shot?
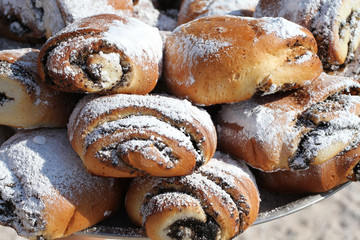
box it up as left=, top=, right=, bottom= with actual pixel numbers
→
left=37, top=14, right=163, bottom=94
left=178, top=0, right=259, bottom=25
left=255, top=145, right=360, bottom=193
left=0, top=48, right=72, bottom=129
left=0, top=0, right=133, bottom=42
left=125, top=152, right=260, bottom=240
left=0, top=129, right=125, bottom=240
left=164, top=15, right=322, bottom=105
left=254, top=0, right=360, bottom=69
left=67, top=94, right=217, bottom=178
left=217, top=73, right=360, bottom=172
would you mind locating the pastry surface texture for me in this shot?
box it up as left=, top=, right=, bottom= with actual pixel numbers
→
left=68, top=93, right=217, bottom=178
left=0, top=129, right=124, bottom=240
left=37, top=14, right=163, bottom=94
left=125, top=152, right=260, bottom=240
left=0, top=48, right=71, bottom=128
left=217, top=73, right=360, bottom=172
left=164, top=15, right=323, bottom=105
left=0, top=0, right=133, bottom=42
left=254, top=0, right=360, bottom=69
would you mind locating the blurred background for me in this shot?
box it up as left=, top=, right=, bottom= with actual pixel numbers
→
left=1, top=183, right=359, bottom=240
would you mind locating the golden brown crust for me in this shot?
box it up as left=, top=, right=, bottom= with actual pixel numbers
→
left=37, top=14, right=163, bottom=94
left=255, top=145, right=360, bottom=194
left=0, top=48, right=73, bottom=129
left=67, top=94, right=217, bottom=178
left=164, top=15, right=322, bottom=106
left=217, top=73, right=360, bottom=172
left=254, top=0, right=360, bottom=68
left=125, top=153, right=260, bottom=240
left=0, top=129, right=126, bottom=240
left=42, top=182, right=124, bottom=238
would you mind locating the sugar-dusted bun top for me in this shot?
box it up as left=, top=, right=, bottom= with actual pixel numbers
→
left=164, top=15, right=323, bottom=106
left=68, top=93, right=216, bottom=142
left=254, top=0, right=360, bottom=68
left=41, top=14, right=163, bottom=74
left=217, top=73, right=360, bottom=171
left=0, top=129, right=119, bottom=238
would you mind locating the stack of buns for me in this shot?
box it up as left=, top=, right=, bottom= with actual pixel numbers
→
left=0, top=0, right=359, bottom=239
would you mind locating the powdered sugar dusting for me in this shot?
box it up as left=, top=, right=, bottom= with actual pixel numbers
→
left=219, top=73, right=360, bottom=170
left=219, top=99, right=298, bottom=147
left=132, top=0, right=178, bottom=31
left=201, top=152, right=257, bottom=186
left=0, top=129, right=117, bottom=238
left=0, top=49, right=42, bottom=100
left=141, top=192, right=204, bottom=222
left=169, top=25, right=231, bottom=86
left=291, top=94, right=360, bottom=168
left=103, top=17, right=163, bottom=65
left=1, top=0, right=46, bottom=35
left=172, top=27, right=232, bottom=66
left=57, top=0, right=132, bottom=24
left=254, top=0, right=319, bottom=27
left=69, top=94, right=215, bottom=141
left=85, top=115, right=196, bottom=156
left=257, top=17, right=308, bottom=39
left=295, top=51, right=314, bottom=64
left=131, top=155, right=259, bottom=235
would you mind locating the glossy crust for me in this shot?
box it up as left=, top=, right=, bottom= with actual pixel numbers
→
left=178, top=0, right=259, bottom=25
left=217, top=73, right=360, bottom=172
left=254, top=0, right=360, bottom=68
left=0, top=129, right=125, bottom=240
left=67, top=94, right=217, bottom=178
left=125, top=152, right=260, bottom=240
left=255, top=145, right=360, bottom=193
left=164, top=15, right=322, bottom=106
left=0, top=48, right=72, bottom=129
left=37, top=14, right=163, bottom=94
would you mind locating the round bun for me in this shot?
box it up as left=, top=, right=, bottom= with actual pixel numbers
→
left=0, top=129, right=125, bottom=240
left=164, top=15, right=323, bottom=106
left=217, top=73, right=360, bottom=172
left=67, top=94, right=217, bottom=178
left=37, top=14, right=163, bottom=94
left=254, top=0, right=360, bottom=69
left=255, top=145, right=360, bottom=194
left=125, top=152, right=260, bottom=240
left=0, top=48, right=72, bottom=129
left=0, top=0, right=134, bottom=42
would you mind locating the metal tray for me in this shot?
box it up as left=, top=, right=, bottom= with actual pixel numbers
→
left=78, top=182, right=351, bottom=239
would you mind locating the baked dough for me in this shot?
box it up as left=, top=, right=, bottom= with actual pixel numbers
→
left=255, top=145, right=360, bottom=193
left=217, top=73, right=360, bottom=172
left=0, top=0, right=133, bottom=42
left=254, top=0, right=360, bottom=69
left=68, top=93, right=217, bottom=178
left=164, top=15, right=322, bottom=105
left=37, top=14, right=163, bottom=94
left=0, top=129, right=125, bottom=240
left=125, top=152, right=260, bottom=240
left=0, top=48, right=72, bottom=129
